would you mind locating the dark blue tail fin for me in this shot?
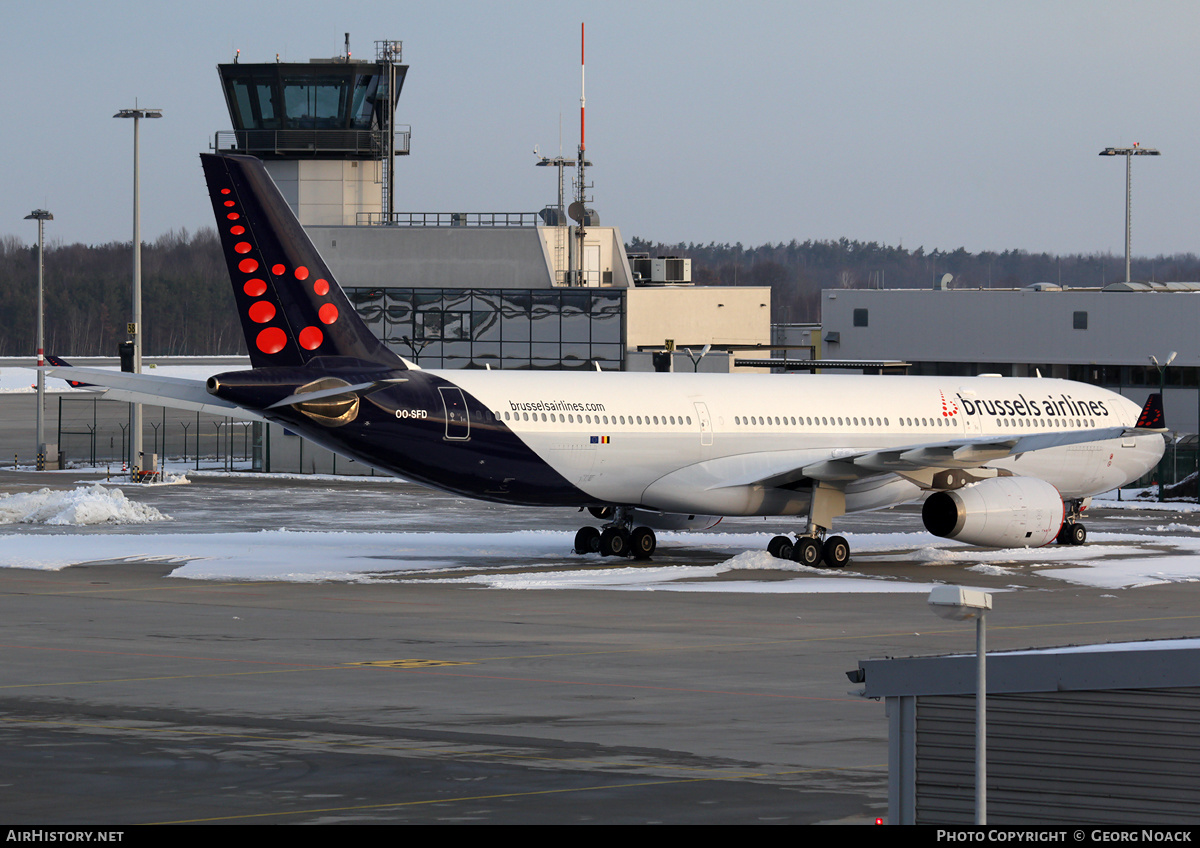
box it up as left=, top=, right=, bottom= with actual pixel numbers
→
left=200, top=153, right=404, bottom=370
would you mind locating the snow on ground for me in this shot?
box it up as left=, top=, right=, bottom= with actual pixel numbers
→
left=0, top=527, right=982, bottom=592
left=1, top=439, right=1200, bottom=593
left=0, top=484, right=170, bottom=526
left=1092, top=496, right=1200, bottom=513
left=1, top=491, right=1199, bottom=592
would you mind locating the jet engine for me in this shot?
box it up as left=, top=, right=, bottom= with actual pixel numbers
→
left=921, top=476, right=1064, bottom=548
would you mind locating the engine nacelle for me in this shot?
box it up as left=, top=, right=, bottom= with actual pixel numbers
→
left=922, top=476, right=1064, bottom=548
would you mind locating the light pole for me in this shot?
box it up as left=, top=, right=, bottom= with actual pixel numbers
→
left=929, top=585, right=993, bottom=825
left=114, top=105, right=162, bottom=477
left=1151, top=351, right=1177, bottom=501
left=24, top=209, right=52, bottom=469
left=682, top=343, right=712, bottom=372
left=1099, top=145, right=1160, bottom=283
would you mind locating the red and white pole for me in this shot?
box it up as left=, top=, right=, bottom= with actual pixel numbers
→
left=579, top=22, right=586, bottom=155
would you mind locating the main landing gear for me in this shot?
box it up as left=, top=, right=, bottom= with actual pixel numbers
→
left=575, top=507, right=656, bottom=560
left=1056, top=499, right=1087, bottom=546
left=767, top=533, right=850, bottom=569
left=765, top=483, right=850, bottom=569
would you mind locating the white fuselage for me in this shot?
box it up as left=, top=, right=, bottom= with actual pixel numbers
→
left=441, top=371, right=1163, bottom=518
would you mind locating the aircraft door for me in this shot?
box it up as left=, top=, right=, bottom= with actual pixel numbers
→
left=956, top=393, right=982, bottom=438
left=439, top=387, right=471, bottom=440
left=694, top=402, right=714, bottom=447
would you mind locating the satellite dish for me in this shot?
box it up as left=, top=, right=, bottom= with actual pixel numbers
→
left=941, top=273, right=954, bottom=287
left=567, top=201, right=586, bottom=223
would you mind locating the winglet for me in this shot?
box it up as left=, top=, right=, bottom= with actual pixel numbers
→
left=44, top=355, right=93, bottom=388
left=1134, top=392, right=1166, bottom=430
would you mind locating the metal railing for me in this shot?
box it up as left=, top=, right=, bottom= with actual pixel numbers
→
left=356, top=211, right=540, bottom=227
left=213, top=128, right=410, bottom=158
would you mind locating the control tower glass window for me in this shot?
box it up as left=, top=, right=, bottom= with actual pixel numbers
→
left=283, top=76, right=347, bottom=129
left=218, top=61, right=405, bottom=159
left=227, top=74, right=280, bottom=130
left=350, top=75, right=379, bottom=130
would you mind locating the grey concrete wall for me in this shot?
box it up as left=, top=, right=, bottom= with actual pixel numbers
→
left=822, top=288, right=1200, bottom=368
left=308, top=225, right=554, bottom=289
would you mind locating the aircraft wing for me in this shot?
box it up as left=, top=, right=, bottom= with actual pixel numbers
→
left=785, top=426, right=1128, bottom=486
left=743, top=392, right=1168, bottom=489
left=722, top=422, right=1158, bottom=491
left=43, top=365, right=265, bottom=423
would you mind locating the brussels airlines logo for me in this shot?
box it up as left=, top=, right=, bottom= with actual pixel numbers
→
left=955, top=391, right=1110, bottom=419
left=939, top=391, right=960, bottom=418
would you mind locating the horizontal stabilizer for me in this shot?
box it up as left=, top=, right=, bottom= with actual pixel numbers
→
left=42, top=365, right=264, bottom=423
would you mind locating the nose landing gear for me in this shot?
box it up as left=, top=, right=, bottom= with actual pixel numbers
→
left=1056, top=499, right=1088, bottom=546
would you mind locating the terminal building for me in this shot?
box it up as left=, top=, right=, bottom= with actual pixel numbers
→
left=820, top=284, right=1200, bottom=435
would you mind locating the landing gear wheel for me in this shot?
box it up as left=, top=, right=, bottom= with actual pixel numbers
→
left=630, top=526, right=657, bottom=560
left=1067, top=522, right=1086, bottom=546
left=768, top=535, right=795, bottom=560
left=574, top=526, right=601, bottom=555
left=599, top=527, right=631, bottom=558
left=822, top=535, right=850, bottom=569
left=792, top=537, right=822, bottom=567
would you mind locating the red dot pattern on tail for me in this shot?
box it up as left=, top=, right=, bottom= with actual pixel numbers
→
left=219, top=183, right=339, bottom=356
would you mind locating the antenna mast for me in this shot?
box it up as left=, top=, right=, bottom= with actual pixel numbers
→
left=573, top=22, right=589, bottom=285
left=578, top=22, right=585, bottom=199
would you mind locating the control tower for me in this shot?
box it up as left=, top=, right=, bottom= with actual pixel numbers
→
left=214, top=39, right=409, bottom=226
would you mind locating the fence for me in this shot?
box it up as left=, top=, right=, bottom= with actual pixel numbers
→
left=1157, top=438, right=1200, bottom=497
left=56, top=396, right=263, bottom=472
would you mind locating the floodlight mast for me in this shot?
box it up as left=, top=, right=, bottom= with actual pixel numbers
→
left=24, top=209, right=53, bottom=468
left=1099, top=145, right=1160, bottom=283
left=114, top=106, right=162, bottom=478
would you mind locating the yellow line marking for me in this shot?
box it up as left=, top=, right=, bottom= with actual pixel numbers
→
left=347, top=659, right=477, bottom=668
left=2, top=614, right=1198, bottom=696
left=144, top=763, right=888, bottom=825
left=1, top=715, right=887, bottom=778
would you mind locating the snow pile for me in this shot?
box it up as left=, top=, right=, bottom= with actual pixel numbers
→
left=0, top=484, right=170, bottom=525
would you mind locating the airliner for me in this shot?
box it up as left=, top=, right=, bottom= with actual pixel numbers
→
left=47, top=153, right=1167, bottom=567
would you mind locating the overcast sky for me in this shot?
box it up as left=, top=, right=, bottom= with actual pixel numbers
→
left=4, top=1, right=1198, bottom=256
